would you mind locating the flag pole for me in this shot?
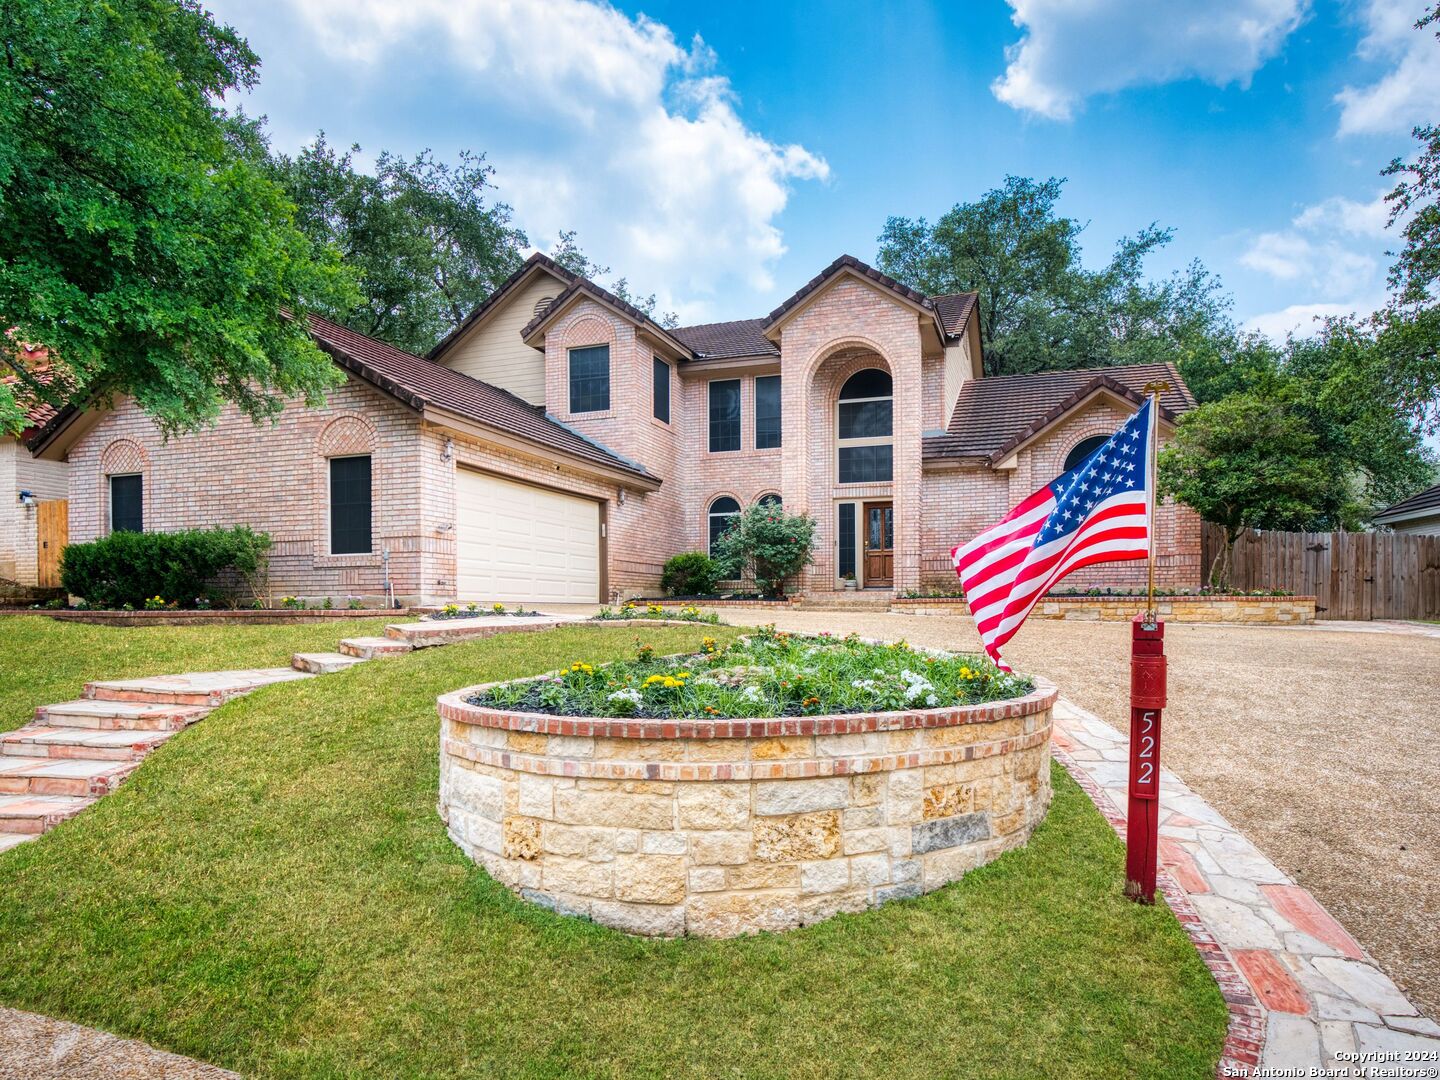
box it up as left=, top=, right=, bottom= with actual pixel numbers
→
left=1126, top=380, right=1171, bottom=903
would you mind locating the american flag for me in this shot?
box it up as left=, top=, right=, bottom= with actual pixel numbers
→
left=951, top=398, right=1156, bottom=671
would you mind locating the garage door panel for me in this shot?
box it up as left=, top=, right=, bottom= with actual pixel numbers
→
left=454, top=470, right=600, bottom=604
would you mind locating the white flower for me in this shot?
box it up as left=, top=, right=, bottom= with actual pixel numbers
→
left=740, top=686, right=762, bottom=702
left=608, top=689, right=642, bottom=706
left=925, top=694, right=938, bottom=707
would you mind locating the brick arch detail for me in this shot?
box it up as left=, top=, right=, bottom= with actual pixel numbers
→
left=316, top=414, right=377, bottom=458
left=557, top=315, right=618, bottom=352
left=100, top=438, right=148, bottom=475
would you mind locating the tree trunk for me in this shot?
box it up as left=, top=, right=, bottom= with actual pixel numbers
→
left=1208, top=528, right=1239, bottom=591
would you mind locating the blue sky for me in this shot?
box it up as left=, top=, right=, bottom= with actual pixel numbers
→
left=207, top=0, right=1437, bottom=336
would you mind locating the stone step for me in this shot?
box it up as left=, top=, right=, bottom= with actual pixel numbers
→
left=84, top=668, right=312, bottom=707
left=383, top=616, right=563, bottom=647
left=338, top=636, right=414, bottom=659
left=0, top=831, right=37, bottom=853
left=1, top=725, right=175, bottom=761
left=35, top=699, right=211, bottom=732
left=291, top=651, right=369, bottom=675
left=0, top=793, right=93, bottom=834
left=0, top=755, right=140, bottom=798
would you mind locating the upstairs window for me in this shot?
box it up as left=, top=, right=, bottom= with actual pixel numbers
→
left=653, top=356, right=671, bottom=423
left=708, top=496, right=741, bottom=555
left=569, top=345, right=610, bottom=413
left=109, top=474, right=143, bottom=534
left=754, top=375, right=782, bottom=449
left=708, top=379, right=741, bottom=453
left=1063, top=434, right=1110, bottom=474
left=837, top=369, right=893, bottom=484
left=329, top=455, right=373, bottom=555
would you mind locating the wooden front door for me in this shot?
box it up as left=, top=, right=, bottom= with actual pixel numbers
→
left=862, top=502, right=894, bottom=587
left=37, top=499, right=68, bottom=588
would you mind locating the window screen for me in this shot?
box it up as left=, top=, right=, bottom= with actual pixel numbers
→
left=569, top=345, right=611, bottom=413
left=330, top=455, right=373, bottom=555
left=109, top=474, right=143, bottom=533
left=754, top=375, right=781, bottom=449
left=708, top=380, right=741, bottom=452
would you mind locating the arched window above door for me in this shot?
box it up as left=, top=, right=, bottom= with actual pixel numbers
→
left=837, top=369, right=893, bottom=484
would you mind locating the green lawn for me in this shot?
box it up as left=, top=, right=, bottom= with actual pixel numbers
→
left=0, top=618, right=1227, bottom=1079
left=0, top=614, right=394, bottom=732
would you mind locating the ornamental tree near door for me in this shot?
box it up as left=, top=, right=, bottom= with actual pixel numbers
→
left=712, top=503, right=816, bottom=598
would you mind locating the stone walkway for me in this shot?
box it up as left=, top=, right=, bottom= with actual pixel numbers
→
left=1052, top=697, right=1440, bottom=1071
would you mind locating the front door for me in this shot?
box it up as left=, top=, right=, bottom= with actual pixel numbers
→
left=863, top=502, right=893, bottom=588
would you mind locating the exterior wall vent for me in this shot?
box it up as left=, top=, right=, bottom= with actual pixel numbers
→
left=534, top=296, right=555, bottom=318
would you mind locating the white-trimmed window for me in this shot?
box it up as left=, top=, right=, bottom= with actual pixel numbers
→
left=707, top=496, right=741, bottom=555
left=836, top=369, right=892, bottom=484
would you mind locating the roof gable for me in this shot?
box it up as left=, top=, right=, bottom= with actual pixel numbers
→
left=519, top=278, right=693, bottom=358
left=427, top=252, right=575, bottom=362
left=761, top=255, right=945, bottom=342
left=923, top=362, right=1195, bottom=465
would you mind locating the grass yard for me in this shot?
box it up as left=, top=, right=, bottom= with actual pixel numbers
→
left=0, top=614, right=393, bottom=733
left=0, top=619, right=1227, bottom=1079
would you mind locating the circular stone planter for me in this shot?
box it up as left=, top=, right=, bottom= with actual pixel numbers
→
left=436, top=677, right=1056, bottom=938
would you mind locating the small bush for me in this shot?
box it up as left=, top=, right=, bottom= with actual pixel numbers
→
left=60, top=527, right=272, bottom=610
left=660, top=552, right=722, bottom=597
left=712, top=502, right=816, bottom=597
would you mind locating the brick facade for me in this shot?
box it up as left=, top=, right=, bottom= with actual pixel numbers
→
left=52, top=258, right=1203, bottom=604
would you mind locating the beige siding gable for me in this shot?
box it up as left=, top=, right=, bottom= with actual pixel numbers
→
left=437, top=275, right=559, bottom=404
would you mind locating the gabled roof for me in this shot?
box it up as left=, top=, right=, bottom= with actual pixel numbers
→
left=932, top=292, right=979, bottom=339
left=668, top=318, right=778, bottom=360
left=305, top=316, right=656, bottom=483
left=427, top=252, right=576, bottom=361
left=1373, top=482, right=1440, bottom=523
left=762, top=255, right=947, bottom=338
left=519, top=277, right=694, bottom=358
left=923, top=362, right=1195, bottom=464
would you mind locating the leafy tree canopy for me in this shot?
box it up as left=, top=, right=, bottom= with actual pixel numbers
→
left=263, top=132, right=531, bottom=355
left=876, top=176, right=1231, bottom=377
left=549, top=230, right=679, bottom=329
left=0, top=0, right=351, bottom=437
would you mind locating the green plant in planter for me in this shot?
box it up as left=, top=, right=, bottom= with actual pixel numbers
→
left=711, top=503, right=817, bottom=598
left=660, top=552, right=722, bottom=596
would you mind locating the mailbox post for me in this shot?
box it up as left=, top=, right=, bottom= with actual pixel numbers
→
left=1126, top=615, right=1166, bottom=903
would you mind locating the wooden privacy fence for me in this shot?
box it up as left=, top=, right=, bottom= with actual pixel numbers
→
left=1201, top=523, right=1440, bottom=621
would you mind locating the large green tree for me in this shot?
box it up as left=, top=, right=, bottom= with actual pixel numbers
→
left=0, top=0, right=351, bottom=437
left=1159, top=387, right=1329, bottom=587
left=266, top=134, right=530, bottom=355
left=875, top=176, right=1230, bottom=377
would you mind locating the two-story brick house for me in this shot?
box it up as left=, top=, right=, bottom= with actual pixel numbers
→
left=29, top=253, right=1199, bottom=606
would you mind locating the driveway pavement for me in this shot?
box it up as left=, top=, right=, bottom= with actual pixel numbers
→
left=687, top=606, right=1440, bottom=1022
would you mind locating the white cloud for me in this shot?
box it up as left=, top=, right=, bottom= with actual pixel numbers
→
left=1241, top=300, right=1379, bottom=338
left=1291, top=193, right=1392, bottom=237
left=1335, top=0, right=1440, bottom=136
left=278, top=0, right=828, bottom=319
left=991, top=0, right=1308, bottom=120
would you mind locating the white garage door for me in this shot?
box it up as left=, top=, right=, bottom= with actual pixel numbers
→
left=455, top=469, right=601, bottom=604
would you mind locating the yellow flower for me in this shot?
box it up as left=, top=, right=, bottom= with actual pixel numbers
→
left=676, top=671, right=692, bottom=679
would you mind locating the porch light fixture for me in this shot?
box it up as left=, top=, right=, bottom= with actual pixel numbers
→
left=17, top=489, right=35, bottom=507
left=441, top=437, right=454, bottom=463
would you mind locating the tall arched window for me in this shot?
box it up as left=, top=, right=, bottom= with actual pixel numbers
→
left=1063, top=434, right=1110, bottom=474
left=837, top=369, right=893, bottom=484
left=756, top=492, right=782, bottom=509
left=708, top=496, right=741, bottom=555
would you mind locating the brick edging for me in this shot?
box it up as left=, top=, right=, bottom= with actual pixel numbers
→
left=439, top=679, right=1058, bottom=741
left=1052, top=745, right=1264, bottom=1074
left=0, top=608, right=396, bottom=626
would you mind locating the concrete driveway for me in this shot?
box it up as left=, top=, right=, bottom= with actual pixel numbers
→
left=676, top=605, right=1440, bottom=1022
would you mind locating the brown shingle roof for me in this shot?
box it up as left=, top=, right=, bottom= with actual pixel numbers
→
left=3, top=372, right=60, bottom=439
left=932, top=292, right=978, bottom=338
left=764, top=255, right=939, bottom=330
left=668, top=318, right=778, bottom=360
left=426, top=252, right=576, bottom=361
left=923, top=362, right=1195, bottom=463
left=306, top=314, right=655, bottom=482
left=1374, top=482, right=1440, bottom=522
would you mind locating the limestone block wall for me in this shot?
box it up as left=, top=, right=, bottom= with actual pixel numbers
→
left=437, top=680, right=1056, bottom=937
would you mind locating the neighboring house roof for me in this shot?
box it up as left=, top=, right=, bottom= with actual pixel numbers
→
left=3, top=372, right=60, bottom=442
left=1373, top=482, right=1440, bottom=524
left=923, top=362, right=1196, bottom=464
left=426, top=252, right=576, bottom=362
left=305, top=315, right=656, bottom=483
left=668, top=318, right=778, bottom=360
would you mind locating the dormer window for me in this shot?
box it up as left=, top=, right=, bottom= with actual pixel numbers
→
left=568, top=345, right=610, bottom=413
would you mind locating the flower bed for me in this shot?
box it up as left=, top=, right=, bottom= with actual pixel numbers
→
left=439, top=631, right=1053, bottom=938
left=592, top=603, right=720, bottom=625
left=423, top=603, right=544, bottom=620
